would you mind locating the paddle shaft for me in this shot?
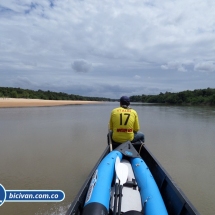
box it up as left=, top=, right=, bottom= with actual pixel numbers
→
left=115, top=162, right=128, bottom=215
left=113, top=182, right=119, bottom=215
left=118, top=185, right=123, bottom=215
left=108, top=124, right=113, bottom=151
left=113, top=157, right=120, bottom=215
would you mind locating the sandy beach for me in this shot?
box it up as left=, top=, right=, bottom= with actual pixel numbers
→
left=0, top=98, right=103, bottom=108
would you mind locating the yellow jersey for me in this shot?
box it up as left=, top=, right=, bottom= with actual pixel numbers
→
left=109, top=107, right=140, bottom=143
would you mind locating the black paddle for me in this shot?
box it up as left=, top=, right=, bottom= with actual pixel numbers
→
left=115, top=161, right=128, bottom=215
left=113, top=157, right=120, bottom=215
left=108, top=124, right=113, bottom=151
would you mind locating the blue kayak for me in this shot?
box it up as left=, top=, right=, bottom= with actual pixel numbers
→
left=66, top=141, right=200, bottom=215
left=82, top=142, right=168, bottom=215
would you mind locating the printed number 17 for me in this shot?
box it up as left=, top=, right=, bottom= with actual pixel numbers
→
left=120, top=113, right=130, bottom=125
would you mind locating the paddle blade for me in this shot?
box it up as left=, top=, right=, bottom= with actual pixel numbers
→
left=116, top=163, right=128, bottom=185
left=115, top=156, right=120, bottom=170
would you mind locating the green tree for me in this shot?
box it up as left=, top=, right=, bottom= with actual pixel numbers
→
left=10, top=90, right=18, bottom=98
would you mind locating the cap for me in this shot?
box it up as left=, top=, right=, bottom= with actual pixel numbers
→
left=120, top=96, right=130, bottom=106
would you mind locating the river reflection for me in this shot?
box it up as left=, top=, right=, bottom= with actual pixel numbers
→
left=0, top=103, right=214, bottom=215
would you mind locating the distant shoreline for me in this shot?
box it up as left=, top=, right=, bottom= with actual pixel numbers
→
left=0, top=98, right=103, bottom=108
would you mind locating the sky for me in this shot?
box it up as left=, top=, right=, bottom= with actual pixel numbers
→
left=0, top=0, right=215, bottom=99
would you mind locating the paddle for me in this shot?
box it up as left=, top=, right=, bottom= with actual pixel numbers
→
left=116, top=162, right=128, bottom=215
left=113, top=157, right=120, bottom=215
left=108, top=124, right=113, bottom=151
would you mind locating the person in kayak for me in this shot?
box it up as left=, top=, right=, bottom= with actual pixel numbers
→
left=109, top=96, right=144, bottom=148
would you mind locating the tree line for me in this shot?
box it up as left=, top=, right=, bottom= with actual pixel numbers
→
left=130, top=88, right=215, bottom=105
left=1, top=87, right=215, bottom=105
left=0, top=87, right=114, bottom=101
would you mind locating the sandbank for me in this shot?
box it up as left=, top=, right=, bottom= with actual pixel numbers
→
left=0, top=98, right=103, bottom=108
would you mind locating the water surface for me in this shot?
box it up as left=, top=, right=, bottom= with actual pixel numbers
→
left=0, top=103, right=214, bottom=215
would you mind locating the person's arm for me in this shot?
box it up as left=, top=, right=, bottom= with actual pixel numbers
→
left=133, top=112, right=140, bottom=132
left=109, top=112, right=113, bottom=130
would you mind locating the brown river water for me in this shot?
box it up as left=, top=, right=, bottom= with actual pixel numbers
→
left=0, top=103, right=215, bottom=215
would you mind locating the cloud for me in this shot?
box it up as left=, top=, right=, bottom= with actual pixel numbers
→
left=161, top=62, right=187, bottom=72
left=134, top=75, right=141, bottom=79
left=12, top=76, right=39, bottom=89
left=0, top=0, right=215, bottom=98
left=71, top=60, right=93, bottom=73
left=194, top=61, right=215, bottom=72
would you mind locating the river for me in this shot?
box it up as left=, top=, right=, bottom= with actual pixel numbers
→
left=0, top=103, right=214, bottom=215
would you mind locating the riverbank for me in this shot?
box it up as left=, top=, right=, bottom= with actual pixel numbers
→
left=0, top=98, right=103, bottom=108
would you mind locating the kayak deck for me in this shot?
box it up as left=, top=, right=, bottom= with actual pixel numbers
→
left=66, top=143, right=200, bottom=215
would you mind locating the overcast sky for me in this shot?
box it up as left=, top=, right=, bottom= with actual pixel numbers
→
left=0, top=0, right=215, bottom=99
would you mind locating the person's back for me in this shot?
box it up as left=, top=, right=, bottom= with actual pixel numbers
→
left=109, top=96, right=144, bottom=147
left=110, top=106, right=139, bottom=143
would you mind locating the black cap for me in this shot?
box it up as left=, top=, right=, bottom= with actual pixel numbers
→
left=120, top=96, right=130, bottom=106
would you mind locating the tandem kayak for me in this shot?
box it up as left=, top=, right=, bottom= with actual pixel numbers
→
left=66, top=141, right=200, bottom=215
